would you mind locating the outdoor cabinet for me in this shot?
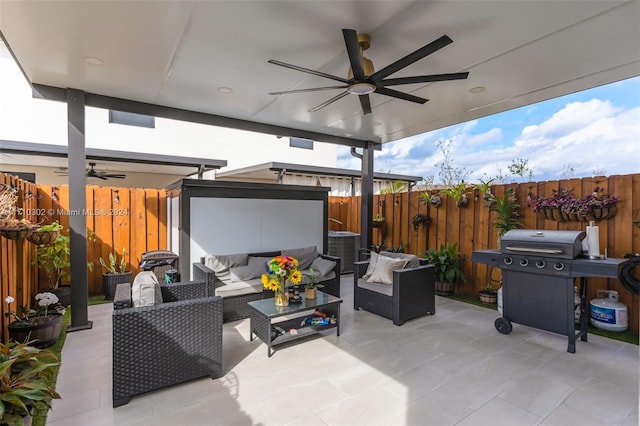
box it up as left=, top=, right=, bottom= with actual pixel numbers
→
left=165, top=179, right=330, bottom=279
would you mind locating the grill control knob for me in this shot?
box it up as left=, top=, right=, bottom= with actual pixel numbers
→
left=503, top=257, right=513, bottom=265
left=536, top=260, right=546, bottom=269
left=519, top=259, right=529, bottom=267
left=554, top=262, right=565, bottom=271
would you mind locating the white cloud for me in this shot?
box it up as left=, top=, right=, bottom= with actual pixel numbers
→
left=339, top=97, right=639, bottom=184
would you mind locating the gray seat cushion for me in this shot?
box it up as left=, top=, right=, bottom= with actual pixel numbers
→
left=215, top=278, right=263, bottom=298
left=357, top=278, right=393, bottom=296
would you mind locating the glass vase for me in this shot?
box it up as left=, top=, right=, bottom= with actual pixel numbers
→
left=274, top=281, right=288, bottom=307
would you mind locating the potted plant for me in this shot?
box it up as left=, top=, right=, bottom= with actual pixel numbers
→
left=489, top=188, right=523, bottom=247
left=4, top=292, right=64, bottom=348
left=32, top=224, right=72, bottom=306
left=424, top=242, right=467, bottom=296
left=0, top=340, right=61, bottom=425
left=410, top=213, right=430, bottom=231
left=26, top=221, right=61, bottom=246
left=372, top=213, right=385, bottom=228
left=528, top=186, right=617, bottom=222
left=99, top=248, right=132, bottom=301
left=429, top=193, right=442, bottom=208
left=473, top=178, right=495, bottom=207
left=411, top=193, right=432, bottom=231
left=479, top=282, right=498, bottom=304
left=442, top=181, right=470, bottom=207
left=304, top=268, right=324, bottom=299
left=0, top=186, right=40, bottom=240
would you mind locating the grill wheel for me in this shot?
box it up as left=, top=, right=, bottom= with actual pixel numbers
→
left=495, top=317, right=513, bottom=334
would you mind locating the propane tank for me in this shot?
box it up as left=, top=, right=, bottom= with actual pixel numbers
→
left=497, top=287, right=503, bottom=315
left=574, top=286, right=581, bottom=323
left=590, top=290, right=628, bottom=332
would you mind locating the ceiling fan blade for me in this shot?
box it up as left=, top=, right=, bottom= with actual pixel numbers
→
left=268, top=59, right=349, bottom=84
left=359, top=94, right=372, bottom=115
left=308, top=91, right=349, bottom=113
left=343, top=29, right=364, bottom=80
left=375, top=87, right=428, bottom=104
left=104, top=174, right=126, bottom=179
left=371, top=35, right=453, bottom=81
left=92, top=174, right=109, bottom=180
left=269, top=85, right=348, bottom=95
left=380, top=72, right=469, bottom=87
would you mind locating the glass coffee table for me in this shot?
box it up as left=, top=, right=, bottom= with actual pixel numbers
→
left=248, top=291, right=342, bottom=357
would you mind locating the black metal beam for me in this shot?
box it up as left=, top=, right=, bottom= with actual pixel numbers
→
left=0, top=139, right=227, bottom=170
left=32, top=84, right=371, bottom=149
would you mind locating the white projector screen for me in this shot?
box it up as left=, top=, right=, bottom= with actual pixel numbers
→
left=190, top=197, right=324, bottom=267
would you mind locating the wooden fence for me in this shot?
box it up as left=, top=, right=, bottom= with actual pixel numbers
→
left=1, top=176, right=167, bottom=341
left=2, top=173, right=639, bottom=340
left=329, top=174, right=640, bottom=333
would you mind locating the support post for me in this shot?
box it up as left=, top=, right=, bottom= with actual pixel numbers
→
left=66, top=88, right=92, bottom=332
left=360, top=142, right=375, bottom=252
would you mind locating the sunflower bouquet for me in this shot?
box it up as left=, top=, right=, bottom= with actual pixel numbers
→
left=261, top=255, right=302, bottom=306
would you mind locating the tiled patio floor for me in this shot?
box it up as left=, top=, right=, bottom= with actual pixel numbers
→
left=48, top=275, right=638, bottom=425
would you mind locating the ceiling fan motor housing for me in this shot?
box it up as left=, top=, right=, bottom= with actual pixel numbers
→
left=347, top=33, right=374, bottom=79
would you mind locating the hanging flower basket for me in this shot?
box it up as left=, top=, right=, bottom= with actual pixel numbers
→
left=530, top=187, right=617, bottom=223
left=26, top=229, right=59, bottom=246
left=586, top=206, right=617, bottom=222
left=0, top=223, right=39, bottom=240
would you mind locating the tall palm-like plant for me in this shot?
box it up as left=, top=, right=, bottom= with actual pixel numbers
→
left=489, top=188, right=523, bottom=243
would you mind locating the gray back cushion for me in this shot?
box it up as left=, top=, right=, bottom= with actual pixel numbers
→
left=282, top=246, right=318, bottom=270
left=379, top=251, right=420, bottom=269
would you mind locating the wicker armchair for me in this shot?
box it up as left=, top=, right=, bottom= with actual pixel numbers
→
left=193, top=251, right=341, bottom=322
left=353, top=253, right=435, bottom=326
left=112, top=280, right=223, bottom=407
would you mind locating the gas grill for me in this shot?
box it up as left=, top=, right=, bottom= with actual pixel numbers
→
left=472, top=229, right=629, bottom=353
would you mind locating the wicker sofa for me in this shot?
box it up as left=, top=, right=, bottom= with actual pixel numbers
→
left=193, top=246, right=341, bottom=322
left=354, top=251, right=435, bottom=326
left=112, top=280, right=223, bottom=407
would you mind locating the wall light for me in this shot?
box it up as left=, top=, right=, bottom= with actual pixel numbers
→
left=113, top=189, right=120, bottom=204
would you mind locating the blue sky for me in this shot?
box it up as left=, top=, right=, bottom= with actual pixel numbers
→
left=337, top=76, right=640, bottom=184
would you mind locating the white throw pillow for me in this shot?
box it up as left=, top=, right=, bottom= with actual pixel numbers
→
left=362, top=251, right=379, bottom=280
left=131, top=271, right=163, bottom=307
left=309, top=256, right=336, bottom=276
left=366, top=256, right=408, bottom=285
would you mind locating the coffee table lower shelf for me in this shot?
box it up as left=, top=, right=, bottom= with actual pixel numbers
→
left=248, top=292, right=342, bottom=357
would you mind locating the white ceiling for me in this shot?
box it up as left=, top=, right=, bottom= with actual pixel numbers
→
left=0, top=1, right=638, bottom=145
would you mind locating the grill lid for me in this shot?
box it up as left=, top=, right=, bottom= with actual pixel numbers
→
left=500, top=229, right=586, bottom=259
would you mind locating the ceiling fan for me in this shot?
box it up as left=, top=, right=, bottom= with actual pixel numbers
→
left=55, top=162, right=126, bottom=180
left=268, top=29, right=469, bottom=115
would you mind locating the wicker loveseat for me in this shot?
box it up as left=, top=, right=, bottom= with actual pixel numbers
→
left=354, top=251, right=435, bottom=326
left=112, top=280, right=223, bottom=407
left=193, top=246, right=341, bottom=322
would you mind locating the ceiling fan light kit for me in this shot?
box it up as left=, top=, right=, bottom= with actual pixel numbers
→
left=269, top=29, right=469, bottom=115
left=347, top=83, right=376, bottom=95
